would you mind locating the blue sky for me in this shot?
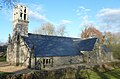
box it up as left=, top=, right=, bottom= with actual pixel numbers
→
left=0, top=0, right=120, bottom=42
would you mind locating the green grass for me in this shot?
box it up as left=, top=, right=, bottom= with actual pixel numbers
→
left=82, top=68, right=120, bottom=79
left=0, top=72, right=13, bottom=79
left=0, top=56, right=6, bottom=62
left=0, top=68, right=120, bottom=79
left=0, top=72, right=13, bottom=75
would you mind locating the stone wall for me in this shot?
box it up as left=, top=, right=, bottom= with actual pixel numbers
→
left=13, top=4, right=29, bottom=37
left=7, top=36, right=83, bottom=69
left=37, top=55, right=83, bottom=69
left=18, top=38, right=30, bottom=67
left=7, top=44, right=14, bottom=64
left=7, top=36, right=31, bottom=67
left=53, top=56, right=82, bottom=66
left=7, top=42, right=18, bottom=65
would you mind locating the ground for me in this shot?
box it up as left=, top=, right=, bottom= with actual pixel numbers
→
left=0, top=56, right=120, bottom=79
left=79, top=68, right=120, bottom=79
left=0, top=56, right=30, bottom=74
left=0, top=62, right=31, bottom=75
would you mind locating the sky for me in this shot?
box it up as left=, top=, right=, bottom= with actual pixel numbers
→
left=0, top=0, right=120, bottom=42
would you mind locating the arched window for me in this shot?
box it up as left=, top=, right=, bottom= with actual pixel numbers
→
left=20, top=6, right=22, bottom=12
left=46, top=59, right=48, bottom=64
left=24, top=14, right=26, bottom=20
left=20, top=13, right=22, bottom=19
left=49, top=59, right=51, bottom=63
left=43, top=59, right=45, bottom=64
left=24, top=8, right=26, bottom=13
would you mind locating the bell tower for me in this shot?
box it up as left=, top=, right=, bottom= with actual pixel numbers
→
left=13, top=4, right=29, bottom=36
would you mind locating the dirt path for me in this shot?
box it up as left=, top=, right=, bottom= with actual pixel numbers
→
left=0, top=62, right=31, bottom=74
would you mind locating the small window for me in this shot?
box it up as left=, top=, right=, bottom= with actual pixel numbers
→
left=20, top=13, right=22, bottom=19
left=24, top=8, right=26, bottom=13
left=24, top=14, right=26, bottom=20
left=43, top=59, right=45, bottom=64
left=20, top=6, right=22, bottom=12
left=49, top=59, right=51, bottom=63
left=46, top=59, right=48, bottom=64
left=20, top=9, right=22, bottom=12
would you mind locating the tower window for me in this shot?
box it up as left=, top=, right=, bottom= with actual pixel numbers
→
left=20, top=6, right=22, bottom=12
left=24, top=14, right=26, bottom=20
left=20, top=9, right=22, bottom=12
left=20, top=13, right=22, bottom=19
left=24, top=8, right=26, bottom=13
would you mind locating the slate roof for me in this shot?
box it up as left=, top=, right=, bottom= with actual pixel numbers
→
left=77, top=38, right=97, bottom=51
left=23, top=33, right=97, bottom=57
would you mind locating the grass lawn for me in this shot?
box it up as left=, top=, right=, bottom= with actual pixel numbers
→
left=83, top=68, right=120, bottom=79
left=0, top=55, right=119, bottom=79
left=0, top=72, right=13, bottom=75
left=0, top=67, right=120, bottom=79
left=0, top=56, right=6, bottom=62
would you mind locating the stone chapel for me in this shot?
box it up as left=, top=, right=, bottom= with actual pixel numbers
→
left=7, top=4, right=97, bottom=70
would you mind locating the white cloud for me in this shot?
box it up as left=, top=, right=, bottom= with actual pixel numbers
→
left=97, top=8, right=120, bottom=22
left=29, top=10, right=49, bottom=22
left=82, top=15, right=89, bottom=23
left=1, top=3, right=49, bottom=22
left=78, top=6, right=91, bottom=12
left=60, top=20, right=72, bottom=25
left=29, top=4, right=44, bottom=13
left=76, top=6, right=91, bottom=16
left=75, top=6, right=92, bottom=24
left=97, top=8, right=120, bottom=32
left=28, top=3, right=49, bottom=22
left=79, top=15, right=95, bottom=31
left=75, top=6, right=94, bottom=28
left=79, top=15, right=90, bottom=27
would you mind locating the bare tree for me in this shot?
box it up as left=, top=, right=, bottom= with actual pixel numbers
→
left=104, top=32, right=120, bottom=59
left=56, top=25, right=66, bottom=36
left=34, top=23, right=66, bottom=36
left=0, top=0, right=19, bottom=8
left=34, top=22, right=55, bottom=35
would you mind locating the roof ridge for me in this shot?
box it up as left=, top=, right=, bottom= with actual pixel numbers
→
left=28, top=33, right=80, bottom=39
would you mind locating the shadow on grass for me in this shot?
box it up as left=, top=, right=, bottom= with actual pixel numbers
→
left=0, top=72, right=14, bottom=79
left=105, top=69, right=120, bottom=79
left=0, top=68, right=31, bottom=75
left=0, top=72, right=13, bottom=75
left=93, top=69, right=109, bottom=79
left=0, top=56, right=6, bottom=62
